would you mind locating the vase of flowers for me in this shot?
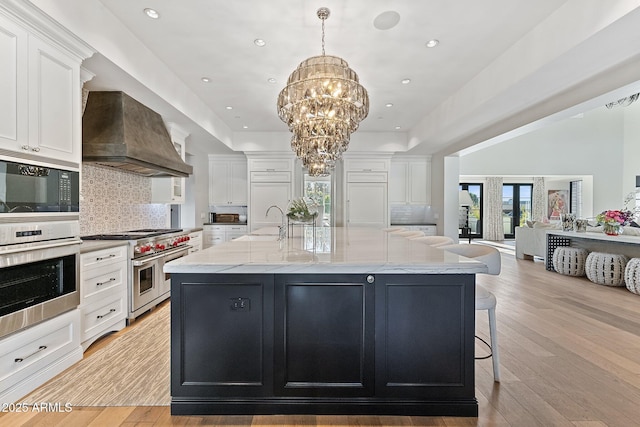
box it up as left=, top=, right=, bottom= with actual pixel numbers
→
left=287, top=198, right=318, bottom=223
left=596, top=209, right=633, bottom=236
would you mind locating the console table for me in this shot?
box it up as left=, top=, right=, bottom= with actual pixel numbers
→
left=546, top=230, right=640, bottom=271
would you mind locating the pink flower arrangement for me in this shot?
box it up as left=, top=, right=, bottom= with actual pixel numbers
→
left=596, top=209, right=634, bottom=226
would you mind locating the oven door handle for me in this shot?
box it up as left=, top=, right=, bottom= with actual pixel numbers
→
left=0, top=238, right=82, bottom=255
left=132, top=247, right=190, bottom=266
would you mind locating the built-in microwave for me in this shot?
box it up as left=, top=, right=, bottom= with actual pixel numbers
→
left=0, top=160, right=79, bottom=215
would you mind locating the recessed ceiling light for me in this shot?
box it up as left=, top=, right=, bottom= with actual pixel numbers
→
left=201, top=77, right=210, bottom=83
left=225, top=106, right=233, bottom=110
left=395, top=126, right=401, bottom=130
left=425, top=39, right=439, bottom=48
left=401, top=78, right=411, bottom=85
left=385, top=103, right=393, bottom=108
left=254, top=39, right=266, bottom=47
left=144, top=8, right=159, bottom=19
left=267, top=78, right=277, bottom=84
left=242, top=125, right=249, bottom=129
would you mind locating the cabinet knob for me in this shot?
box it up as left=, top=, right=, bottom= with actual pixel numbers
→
left=31, top=147, right=40, bottom=152
left=21, top=145, right=30, bottom=151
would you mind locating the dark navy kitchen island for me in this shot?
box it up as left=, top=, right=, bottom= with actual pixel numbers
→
left=165, top=227, right=487, bottom=416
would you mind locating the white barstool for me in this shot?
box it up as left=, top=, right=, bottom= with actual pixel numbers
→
left=412, top=235, right=455, bottom=247
left=383, top=227, right=405, bottom=233
left=441, top=244, right=501, bottom=382
left=392, top=230, right=425, bottom=239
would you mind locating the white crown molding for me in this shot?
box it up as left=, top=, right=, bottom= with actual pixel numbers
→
left=0, top=0, right=95, bottom=60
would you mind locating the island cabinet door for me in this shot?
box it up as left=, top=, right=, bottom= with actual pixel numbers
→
left=170, top=274, right=274, bottom=397
left=274, top=274, right=375, bottom=397
left=374, top=274, right=476, bottom=400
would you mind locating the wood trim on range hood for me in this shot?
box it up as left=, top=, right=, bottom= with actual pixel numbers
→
left=82, top=91, right=193, bottom=177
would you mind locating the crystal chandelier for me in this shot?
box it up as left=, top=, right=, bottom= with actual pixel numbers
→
left=277, top=7, right=369, bottom=176
left=605, top=93, right=639, bottom=109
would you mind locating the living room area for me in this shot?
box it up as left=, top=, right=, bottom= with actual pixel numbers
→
left=457, top=86, right=640, bottom=255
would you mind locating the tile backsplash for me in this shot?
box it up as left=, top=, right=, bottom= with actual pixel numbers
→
left=390, top=204, right=436, bottom=225
left=80, top=164, right=168, bottom=235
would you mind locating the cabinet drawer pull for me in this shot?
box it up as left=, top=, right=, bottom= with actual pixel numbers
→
left=96, top=254, right=116, bottom=261
left=97, top=277, right=116, bottom=286
left=21, top=145, right=30, bottom=151
left=97, top=308, right=117, bottom=319
left=31, top=147, right=40, bottom=152
left=15, top=346, right=47, bottom=363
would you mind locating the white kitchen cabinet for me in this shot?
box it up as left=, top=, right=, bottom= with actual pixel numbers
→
left=0, top=7, right=90, bottom=167
left=390, top=157, right=431, bottom=205
left=346, top=180, right=388, bottom=228
left=79, top=244, right=128, bottom=351
left=152, top=124, right=188, bottom=204
left=343, top=157, right=389, bottom=172
left=248, top=157, right=293, bottom=172
left=0, top=13, right=27, bottom=153
left=250, top=182, right=292, bottom=231
left=343, top=156, right=391, bottom=228
left=246, top=154, right=294, bottom=232
left=188, top=230, right=203, bottom=253
left=0, top=308, right=82, bottom=404
left=208, top=155, right=248, bottom=205
left=203, top=224, right=247, bottom=248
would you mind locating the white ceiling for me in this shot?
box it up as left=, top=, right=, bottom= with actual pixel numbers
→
left=66, top=0, right=640, bottom=155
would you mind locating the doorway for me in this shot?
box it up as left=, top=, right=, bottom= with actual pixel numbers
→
left=502, top=184, right=532, bottom=238
left=303, top=173, right=333, bottom=226
left=459, top=183, right=483, bottom=240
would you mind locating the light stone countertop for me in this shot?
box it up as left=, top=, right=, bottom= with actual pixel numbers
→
left=164, top=227, right=488, bottom=275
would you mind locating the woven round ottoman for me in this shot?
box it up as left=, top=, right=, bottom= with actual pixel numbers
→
left=552, top=247, right=588, bottom=276
left=624, top=258, right=640, bottom=295
left=585, top=252, right=628, bottom=286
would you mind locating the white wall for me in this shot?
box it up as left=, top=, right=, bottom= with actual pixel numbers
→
left=181, top=147, right=210, bottom=228
left=459, top=105, right=633, bottom=214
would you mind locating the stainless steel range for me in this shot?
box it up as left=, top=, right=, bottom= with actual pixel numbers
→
left=82, top=228, right=191, bottom=322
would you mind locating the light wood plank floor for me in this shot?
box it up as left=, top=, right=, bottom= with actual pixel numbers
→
left=2, top=249, right=640, bottom=426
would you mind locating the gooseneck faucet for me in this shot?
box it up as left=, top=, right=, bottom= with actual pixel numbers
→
left=265, top=205, right=287, bottom=240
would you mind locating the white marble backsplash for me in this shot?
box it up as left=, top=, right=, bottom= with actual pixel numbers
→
left=80, top=164, right=168, bottom=235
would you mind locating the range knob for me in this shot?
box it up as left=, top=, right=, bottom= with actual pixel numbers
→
left=138, top=244, right=152, bottom=253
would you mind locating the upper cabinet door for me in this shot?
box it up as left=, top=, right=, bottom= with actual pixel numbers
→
left=389, top=158, right=430, bottom=205
left=28, top=35, right=81, bottom=165
left=209, top=161, right=230, bottom=205
left=229, top=161, right=247, bottom=205
left=389, top=162, right=408, bottom=205
left=0, top=15, right=27, bottom=153
left=209, top=157, right=248, bottom=206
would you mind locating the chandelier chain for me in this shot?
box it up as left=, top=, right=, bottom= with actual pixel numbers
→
left=321, top=14, right=326, bottom=56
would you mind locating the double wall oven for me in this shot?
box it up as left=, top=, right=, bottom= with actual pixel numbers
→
left=83, top=229, right=191, bottom=321
left=0, top=159, right=81, bottom=339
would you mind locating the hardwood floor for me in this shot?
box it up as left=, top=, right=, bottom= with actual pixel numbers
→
left=2, top=249, right=640, bottom=426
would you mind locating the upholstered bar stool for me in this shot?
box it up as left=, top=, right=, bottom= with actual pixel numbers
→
left=392, top=230, right=425, bottom=239
left=412, top=235, right=455, bottom=247
left=383, top=227, right=405, bottom=233
left=585, top=252, right=628, bottom=287
left=624, top=258, right=640, bottom=295
left=552, top=247, right=588, bottom=276
left=440, top=244, right=501, bottom=382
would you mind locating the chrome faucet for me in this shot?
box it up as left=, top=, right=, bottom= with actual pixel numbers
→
left=265, top=205, right=287, bottom=240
